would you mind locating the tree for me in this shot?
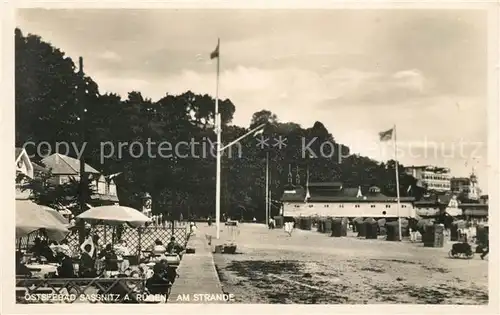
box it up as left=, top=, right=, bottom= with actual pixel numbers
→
left=21, top=173, right=95, bottom=215
left=15, top=28, right=433, bottom=224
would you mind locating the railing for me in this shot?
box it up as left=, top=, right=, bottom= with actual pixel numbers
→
left=15, top=277, right=169, bottom=304
left=18, top=225, right=190, bottom=261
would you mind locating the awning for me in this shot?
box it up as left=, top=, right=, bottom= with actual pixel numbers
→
left=16, top=200, right=70, bottom=241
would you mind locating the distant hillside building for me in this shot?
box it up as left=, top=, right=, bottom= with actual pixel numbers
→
left=404, top=165, right=451, bottom=192
left=281, top=182, right=415, bottom=218
left=450, top=172, right=481, bottom=201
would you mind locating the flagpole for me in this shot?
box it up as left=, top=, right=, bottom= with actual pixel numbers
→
left=265, top=151, right=269, bottom=226
left=393, top=124, right=402, bottom=241
left=269, top=160, right=272, bottom=221
left=215, top=38, right=222, bottom=239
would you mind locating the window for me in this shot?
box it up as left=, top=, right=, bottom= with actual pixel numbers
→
left=370, top=205, right=376, bottom=208
left=355, top=205, right=360, bottom=208
left=402, top=205, right=406, bottom=208
left=324, top=204, right=329, bottom=208
left=294, top=205, right=300, bottom=208
left=385, top=205, right=391, bottom=208
left=339, top=204, right=344, bottom=208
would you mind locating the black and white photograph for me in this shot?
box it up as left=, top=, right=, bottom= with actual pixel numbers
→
left=3, top=3, right=499, bottom=310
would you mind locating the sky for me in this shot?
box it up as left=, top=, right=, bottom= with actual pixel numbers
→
left=16, top=9, right=490, bottom=190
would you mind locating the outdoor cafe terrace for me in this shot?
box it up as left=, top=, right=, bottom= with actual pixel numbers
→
left=15, top=201, right=192, bottom=304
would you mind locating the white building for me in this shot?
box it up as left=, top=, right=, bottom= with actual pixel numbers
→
left=404, top=165, right=451, bottom=192
left=281, top=182, right=416, bottom=218
left=450, top=171, right=482, bottom=201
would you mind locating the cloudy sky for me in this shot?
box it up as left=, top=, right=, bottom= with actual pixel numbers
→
left=16, top=9, right=489, bottom=190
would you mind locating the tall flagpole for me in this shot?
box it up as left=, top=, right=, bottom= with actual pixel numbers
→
left=215, top=38, right=222, bottom=239
left=393, top=124, right=402, bottom=241
left=265, top=151, right=269, bottom=226
left=269, top=160, right=272, bottom=221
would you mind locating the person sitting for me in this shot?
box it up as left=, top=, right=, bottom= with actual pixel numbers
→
left=29, top=237, right=43, bottom=257
left=99, top=244, right=119, bottom=277
left=79, top=244, right=96, bottom=278
left=56, top=251, right=75, bottom=278
left=39, top=239, right=57, bottom=263
left=146, top=262, right=171, bottom=295
left=166, top=237, right=184, bottom=255
left=151, top=239, right=167, bottom=256
left=114, top=240, right=131, bottom=273
left=15, top=251, right=32, bottom=277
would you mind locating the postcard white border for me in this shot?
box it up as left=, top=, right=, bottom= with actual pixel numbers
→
left=1, top=1, right=498, bottom=314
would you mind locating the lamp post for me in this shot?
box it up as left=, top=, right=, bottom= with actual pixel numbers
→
left=215, top=123, right=266, bottom=239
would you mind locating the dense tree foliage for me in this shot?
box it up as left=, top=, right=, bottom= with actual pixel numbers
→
left=15, top=28, right=426, bottom=220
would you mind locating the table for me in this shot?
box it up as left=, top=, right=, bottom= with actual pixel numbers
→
left=26, top=264, right=58, bottom=277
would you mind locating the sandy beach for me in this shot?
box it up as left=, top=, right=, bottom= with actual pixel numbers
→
left=208, top=223, right=488, bottom=304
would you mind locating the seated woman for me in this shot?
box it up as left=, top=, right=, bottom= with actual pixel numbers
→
left=151, top=239, right=167, bottom=256
left=99, top=244, right=119, bottom=277
left=166, top=237, right=184, bottom=255
left=36, top=239, right=57, bottom=263
left=29, top=237, right=43, bottom=257
left=56, top=251, right=75, bottom=278
left=146, top=262, right=171, bottom=295
left=114, top=240, right=131, bottom=274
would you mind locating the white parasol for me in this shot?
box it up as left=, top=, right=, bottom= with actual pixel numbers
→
left=76, top=205, right=151, bottom=227
left=16, top=200, right=70, bottom=241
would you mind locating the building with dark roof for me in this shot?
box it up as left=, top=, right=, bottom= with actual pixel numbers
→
left=281, top=182, right=416, bottom=218
left=41, top=153, right=120, bottom=205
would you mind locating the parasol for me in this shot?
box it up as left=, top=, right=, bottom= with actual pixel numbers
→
left=41, top=206, right=69, bottom=225
left=76, top=205, right=151, bottom=227
left=16, top=200, right=70, bottom=241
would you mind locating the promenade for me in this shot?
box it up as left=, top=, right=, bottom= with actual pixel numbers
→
left=167, top=227, right=224, bottom=303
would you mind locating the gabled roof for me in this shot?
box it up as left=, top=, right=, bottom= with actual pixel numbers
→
left=32, top=162, right=50, bottom=173
left=41, top=153, right=100, bottom=175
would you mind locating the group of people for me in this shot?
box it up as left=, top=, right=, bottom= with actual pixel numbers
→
left=15, top=237, right=77, bottom=278
left=16, top=232, right=186, bottom=279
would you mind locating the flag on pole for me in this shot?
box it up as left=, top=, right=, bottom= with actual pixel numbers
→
left=407, top=185, right=412, bottom=194
left=210, top=40, right=220, bottom=59
left=379, top=128, right=394, bottom=141
left=107, top=172, right=122, bottom=180
left=254, top=128, right=264, bottom=137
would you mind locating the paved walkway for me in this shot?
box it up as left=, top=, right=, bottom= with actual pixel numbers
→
left=167, top=231, right=224, bottom=303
